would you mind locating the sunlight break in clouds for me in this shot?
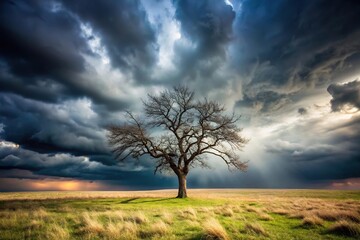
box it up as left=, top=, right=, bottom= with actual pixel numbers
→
left=80, top=23, right=110, bottom=65
left=224, top=0, right=234, bottom=8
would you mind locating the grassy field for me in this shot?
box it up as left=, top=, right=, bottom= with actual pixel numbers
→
left=0, top=189, right=359, bottom=240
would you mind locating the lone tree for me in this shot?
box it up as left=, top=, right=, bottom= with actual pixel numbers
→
left=108, top=86, right=248, bottom=198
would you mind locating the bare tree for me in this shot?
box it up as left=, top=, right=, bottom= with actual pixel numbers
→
left=107, top=86, right=248, bottom=198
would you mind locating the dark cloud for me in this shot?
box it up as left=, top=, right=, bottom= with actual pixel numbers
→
left=0, top=1, right=87, bottom=73
left=0, top=93, right=108, bottom=157
left=298, top=107, right=307, bottom=115
left=174, top=0, right=235, bottom=58
left=288, top=155, right=360, bottom=183
left=0, top=143, right=176, bottom=189
left=267, top=140, right=339, bottom=162
left=61, top=0, right=158, bottom=83
left=233, top=0, right=360, bottom=112
left=0, top=0, right=134, bottom=110
left=327, top=80, right=360, bottom=112
left=0, top=0, right=86, bottom=99
left=236, top=90, right=290, bottom=113
left=168, top=0, right=236, bottom=93
left=264, top=114, right=360, bottom=183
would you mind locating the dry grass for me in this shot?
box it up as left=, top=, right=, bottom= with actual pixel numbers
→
left=244, top=222, right=268, bottom=236
left=1, top=189, right=359, bottom=201
left=328, top=220, right=360, bottom=237
left=302, top=215, right=324, bottom=227
left=315, top=209, right=360, bottom=222
left=58, top=205, right=72, bottom=213
left=0, top=210, right=12, bottom=219
left=184, top=219, right=200, bottom=228
left=288, top=211, right=306, bottom=219
left=0, top=211, right=19, bottom=229
left=80, top=212, right=105, bottom=235
left=245, top=206, right=261, bottom=213
left=46, top=224, right=70, bottom=240
left=160, top=211, right=173, bottom=225
left=342, top=211, right=360, bottom=223
left=103, top=210, right=124, bottom=222
left=231, top=205, right=242, bottom=213
left=151, top=220, right=169, bottom=234
left=125, top=211, right=148, bottom=224
left=202, top=218, right=229, bottom=240
left=258, top=212, right=273, bottom=221
left=270, top=208, right=289, bottom=216
left=27, top=220, right=42, bottom=230
left=33, top=208, right=49, bottom=219
left=198, top=207, right=212, bottom=213
left=220, top=207, right=234, bottom=217
left=316, top=210, right=343, bottom=221
left=0, top=190, right=359, bottom=239
left=122, top=221, right=138, bottom=235
left=105, top=222, right=122, bottom=239
left=140, top=220, right=169, bottom=238
left=179, top=207, right=197, bottom=220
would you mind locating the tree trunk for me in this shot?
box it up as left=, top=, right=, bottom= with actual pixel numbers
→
left=176, top=174, right=187, bottom=198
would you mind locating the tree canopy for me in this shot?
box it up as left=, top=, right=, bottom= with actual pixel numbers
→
left=108, top=86, right=248, bottom=198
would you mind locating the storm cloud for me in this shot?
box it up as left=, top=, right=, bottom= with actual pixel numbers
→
left=61, top=0, right=158, bottom=83
left=234, top=0, right=360, bottom=112
left=327, top=80, right=360, bottom=112
left=0, top=0, right=360, bottom=190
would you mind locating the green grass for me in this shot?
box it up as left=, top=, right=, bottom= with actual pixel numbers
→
left=0, top=189, right=359, bottom=239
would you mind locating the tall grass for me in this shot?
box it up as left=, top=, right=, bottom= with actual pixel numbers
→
left=244, top=222, right=268, bottom=236
left=124, top=211, right=148, bottom=224
left=105, top=222, right=122, bottom=239
left=140, top=220, right=169, bottom=238
left=179, top=207, right=197, bottom=220
left=328, top=220, right=360, bottom=237
left=122, top=221, right=138, bottom=236
left=0, top=190, right=359, bottom=239
left=80, top=212, right=105, bottom=236
left=315, top=210, right=360, bottom=222
left=160, top=211, right=173, bottom=224
left=202, top=218, right=229, bottom=240
left=258, top=212, right=273, bottom=221
left=301, top=215, right=324, bottom=227
left=220, top=207, right=234, bottom=217
left=46, top=224, right=70, bottom=240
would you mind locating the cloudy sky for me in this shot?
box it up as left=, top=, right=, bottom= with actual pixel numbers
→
left=1, top=0, right=360, bottom=191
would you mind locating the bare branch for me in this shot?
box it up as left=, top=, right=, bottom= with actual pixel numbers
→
left=107, top=86, right=249, bottom=179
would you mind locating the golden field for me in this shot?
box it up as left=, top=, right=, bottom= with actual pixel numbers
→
left=0, top=189, right=359, bottom=239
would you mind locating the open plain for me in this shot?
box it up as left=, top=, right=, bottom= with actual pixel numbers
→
left=0, top=189, right=359, bottom=239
